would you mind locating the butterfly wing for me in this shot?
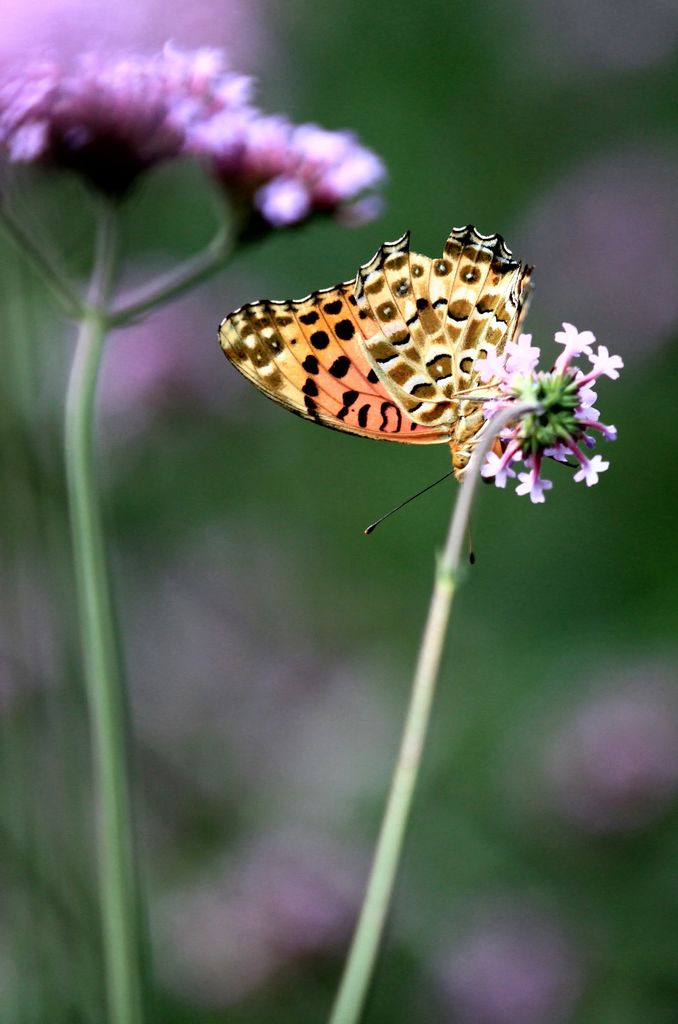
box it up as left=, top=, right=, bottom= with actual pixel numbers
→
left=220, top=226, right=532, bottom=465
left=354, top=225, right=532, bottom=469
left=219, top=281, right=449, bottom=445
left=354, top=226, right=533, bottom=428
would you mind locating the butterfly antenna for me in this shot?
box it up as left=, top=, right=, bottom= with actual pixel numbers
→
left=467, top=522, right=476, bottom=565
left=364, top=470, right=453, bottom=535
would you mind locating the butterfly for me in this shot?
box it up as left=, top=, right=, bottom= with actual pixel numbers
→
left=219, top=225, right=532, bottom=479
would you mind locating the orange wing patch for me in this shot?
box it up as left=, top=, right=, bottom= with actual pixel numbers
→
left=220, top=282, right=449, bottom=444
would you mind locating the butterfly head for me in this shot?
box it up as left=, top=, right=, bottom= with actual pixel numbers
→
left=451, top=446, right=471, bottom=479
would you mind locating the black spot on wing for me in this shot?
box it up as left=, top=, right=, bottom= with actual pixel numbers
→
left=310, top=330, right=330, bottom=350
left=335, top=319, right=355, bottom=341
left=302, top=354, right=320, bottom=374
left=329, top=355, right=351, bottom=378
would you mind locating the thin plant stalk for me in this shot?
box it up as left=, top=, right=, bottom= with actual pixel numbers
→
left=64, top=204, right=143, bottom=1024
left=329, top=402, right=538, bottom=1024
left=108, top=223, right=231, bottom=326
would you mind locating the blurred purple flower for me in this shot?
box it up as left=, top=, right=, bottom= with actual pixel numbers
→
left=0, top=43, right=386, bottom=224
left=435, top=903, right=581, bottom=1024
left=156, top=830, right=362, bottom=1006
left=517, top=149, right=678, bottom=358
left=0, top=45, right=252, bottom=197
left=545, top=674, right=678, bottom=834
left=256, top=175, right=312, bottom=226
left=187, top=111, right=386, bottom=228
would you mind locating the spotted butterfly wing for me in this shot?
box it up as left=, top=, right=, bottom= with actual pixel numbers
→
left=219, top=226, right=532, bottom=475
left=219, top=281, right=446, bottom=444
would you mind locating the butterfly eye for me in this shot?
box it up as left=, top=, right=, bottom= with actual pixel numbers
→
left=411, top=264, right=424, bottom=278
left=434, top=259, right=450, bottom=276
left=462, top=266, right=480, bottom=283
left=395, top=279, right=410, bottom=297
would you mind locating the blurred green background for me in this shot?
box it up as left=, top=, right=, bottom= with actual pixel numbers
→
left=2, top=1, right=678, bottom=1022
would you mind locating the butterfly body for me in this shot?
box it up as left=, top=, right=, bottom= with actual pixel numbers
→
left=219, top=226, right=532, bottom=479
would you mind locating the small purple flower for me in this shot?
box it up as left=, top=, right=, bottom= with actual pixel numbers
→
left=571, top=453, right=609, bottom=486
left=542, top=443, right=570, bottom=463
left=505, top=333, right=540, bottom=375
left=515, top=462, right=553, bottom=504
left=584, top=344, right=624, bottom=381
left=481, top=450, right=516, bottom=488
left=475, top=344, right=507, bottom=385
left=553, top=321, right=594, bottom=368
left=474, top=324, right=622, bottom=501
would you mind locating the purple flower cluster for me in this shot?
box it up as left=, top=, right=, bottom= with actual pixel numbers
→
left=0, top=44, right=385, bottom=223
left=476, top=323, right=622, bottom=502
left=187, top=111, right=385, bottom=227
left=0, top=46, right=246, bottom=197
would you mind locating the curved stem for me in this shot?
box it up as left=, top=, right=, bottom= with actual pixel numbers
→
left=0, top=206, right=84, bottom=319
left=64, top=205, right=143, bottom=1024
left=109, top=224, right=232, bottom=326
left=328, top=402, right=538, bottom=1024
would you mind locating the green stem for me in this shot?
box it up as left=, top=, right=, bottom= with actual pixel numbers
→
left=328, top=402, right=538, bottom=1024
left=64, top=205, right=143, bottom=1024
left=109, top=224, right=233, bottom=327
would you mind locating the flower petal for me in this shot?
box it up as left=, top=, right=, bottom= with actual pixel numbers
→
left=573, top=454, right=609, bottom=486
left=587, top=345, right=624, bottom=380
left=516, top=471, right=553, bottom=503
